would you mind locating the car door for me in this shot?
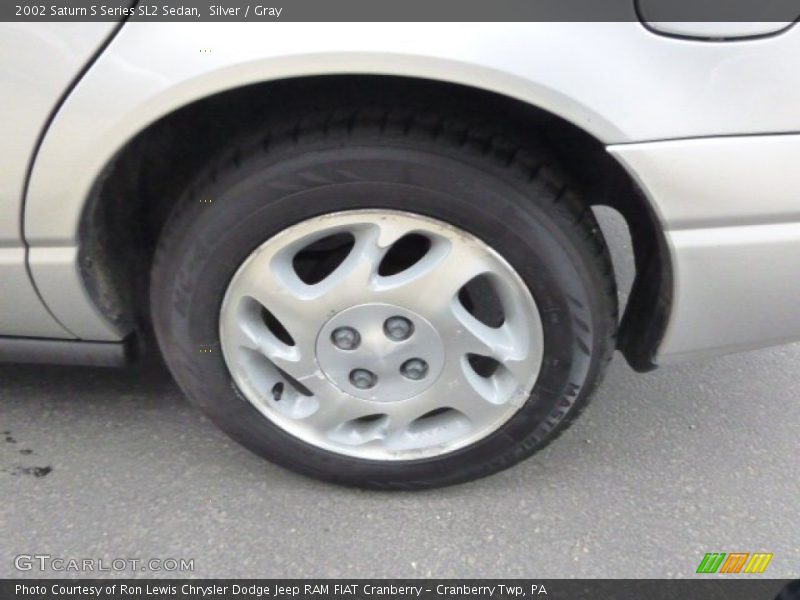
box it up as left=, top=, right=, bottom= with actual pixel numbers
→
left=0, top=23, right=122, bottom=337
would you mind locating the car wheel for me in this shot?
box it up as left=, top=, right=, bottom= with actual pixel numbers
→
left=150, top=107, right=617, bottom=489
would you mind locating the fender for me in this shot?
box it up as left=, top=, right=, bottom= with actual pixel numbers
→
left=0, top=22, right=124, bottom=338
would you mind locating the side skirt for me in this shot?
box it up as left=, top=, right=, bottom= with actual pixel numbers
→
left=0, top=335, right=135, bottom=367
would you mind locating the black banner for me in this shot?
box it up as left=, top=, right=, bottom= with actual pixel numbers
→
left=1, top=579, right=798, bottom=600
left=4, top=0, right=800, bottom=22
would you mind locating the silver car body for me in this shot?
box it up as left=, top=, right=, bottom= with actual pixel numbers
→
left=3, top=21, right=800, bottom=365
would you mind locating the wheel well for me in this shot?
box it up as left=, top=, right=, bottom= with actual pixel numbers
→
left=79, top=75, right=671, bottom=371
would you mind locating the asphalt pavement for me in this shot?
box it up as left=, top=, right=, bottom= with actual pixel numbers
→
left=1, top=210, right=799, bottom=578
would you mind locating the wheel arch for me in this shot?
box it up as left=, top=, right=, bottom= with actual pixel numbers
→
left=65, top=74, right=670, bottom=371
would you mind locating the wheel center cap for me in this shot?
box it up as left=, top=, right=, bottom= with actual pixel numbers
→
left=316, top=303, right=445, bottom=402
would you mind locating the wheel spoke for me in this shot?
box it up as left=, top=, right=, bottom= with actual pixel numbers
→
left=452, top=379, right=506, bottom=422
left=382, top=401, right=425, bottom=439
left=221, top=293, right=320, bottom=387
left=448, top=301, right=514, bottom=357
left=306, top=224, right=385, bottom=309
left=445, top=300, right=536, bottom=382
left=497, top=356, right=535, bottom=386
left=436, top=357, right=493, bottom=414
left=303, top=387, right=377, bottom=432
left=269, top=352, right=322, bottom=389
left=226, top=255, right=320, bottom=351
left=450, top=358, right=528, bottom=416
left=377, top=238, right=492, bottom=313
left=220, top=311, right=261, bottom=352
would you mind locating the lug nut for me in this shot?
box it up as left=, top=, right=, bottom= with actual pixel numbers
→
left=400, top=358, right=429, bottom=381
left=384, top=316, right=414, bottom=341
left=331, top=326, right=360, bottom=350
left=349, top=369, right=377, bottom=390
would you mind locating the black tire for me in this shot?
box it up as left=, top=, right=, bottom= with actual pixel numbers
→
left=150, top=106, right=618, bottom=489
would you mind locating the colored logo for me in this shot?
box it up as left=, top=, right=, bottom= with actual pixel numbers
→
left=696, top=552, right=773, bottom=574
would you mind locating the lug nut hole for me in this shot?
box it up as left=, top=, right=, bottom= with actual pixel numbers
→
left=400, top=358, right=429, bottom=381
left=349, top=369, right=377, bottom=390
left=384, top=316, right=414, bottom=341
left=331, top=326, right=360, bottom=350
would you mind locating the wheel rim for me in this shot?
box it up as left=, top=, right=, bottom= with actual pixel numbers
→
left=219, top=210, right=544, bottom=461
